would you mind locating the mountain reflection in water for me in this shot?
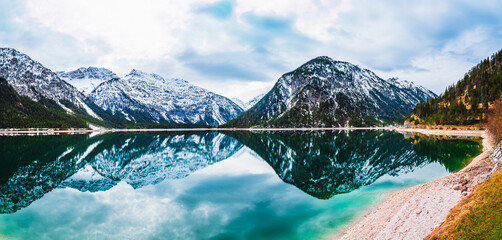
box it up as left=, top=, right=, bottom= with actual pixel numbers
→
left=0, top=132, right=243, bottom=214
left=226, top=131, right=481, bottom=199
left=0, top=130, right=481, bottom=214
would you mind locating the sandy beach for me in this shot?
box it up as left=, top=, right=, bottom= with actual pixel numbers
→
left=334, top=129, right=498, bottom=240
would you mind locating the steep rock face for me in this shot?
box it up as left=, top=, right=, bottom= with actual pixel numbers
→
left=225, top=56, right=436, bottom=127
left=89, top=70, right=244, bottom=126
left=57, top=67, right=119, bottom=95
left=0, top=48, right=103, bottom=121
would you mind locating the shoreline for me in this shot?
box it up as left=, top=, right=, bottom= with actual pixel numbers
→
left=0, top=127, right=484, bottom=135
left=394, top=128, right=483, bottom=137
left=334, top=130, right=497, bottom=240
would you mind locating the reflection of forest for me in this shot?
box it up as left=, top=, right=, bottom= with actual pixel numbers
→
left=405, top=134, right=482, bottom=172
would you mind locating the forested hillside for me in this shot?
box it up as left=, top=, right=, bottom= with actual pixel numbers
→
left=0, top=77, right=88, bottom=129
left=408, top=49, right=502, bottom=125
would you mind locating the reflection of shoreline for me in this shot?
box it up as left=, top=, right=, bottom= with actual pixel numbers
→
left=335, top=130, right=496, bottom=240
left=0, top=127, right=484, bottom=135
left=395, top=128, right=483, bottom=137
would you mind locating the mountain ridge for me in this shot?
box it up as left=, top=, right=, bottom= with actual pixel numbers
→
left=0, top=48, right=125, bottom=128
left=231, top=93, right=266, bottom=110
left=57, top=66, right=119, bottom=96
left=89, top=69, right=244, bottom=126
left=224, top=56, right=436, bottom=128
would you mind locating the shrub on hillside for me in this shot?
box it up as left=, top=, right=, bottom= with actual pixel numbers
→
left=487, top=94, right=502, bottom=142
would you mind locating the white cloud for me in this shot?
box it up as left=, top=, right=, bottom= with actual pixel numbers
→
left=197, top=79, right=275, bottom=102
left=375, top=53, right=475, bottom=94
left=442, top=27, right=490, bottom=55
left=234, top=0, right=353, bottom=41
left=22, top=0, right=192, bottom=68
left=1, top=0, right=501, bottom=99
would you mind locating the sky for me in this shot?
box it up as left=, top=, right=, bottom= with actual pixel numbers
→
left=1, top=0, right=501, bottom=101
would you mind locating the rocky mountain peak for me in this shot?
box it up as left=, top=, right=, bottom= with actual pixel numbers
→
left=125, top=69, right=166, bottom=83
left=57, top=66, right=119, bottom=96
left=58, top=66, right=118, bottom=80
left=224, top=56, right=437, bottom=128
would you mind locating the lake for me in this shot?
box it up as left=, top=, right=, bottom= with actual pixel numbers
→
left=0, top=130, right=482, bottom=240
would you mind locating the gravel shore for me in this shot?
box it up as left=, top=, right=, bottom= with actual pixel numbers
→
left=334, top=130, right=497, bottom=240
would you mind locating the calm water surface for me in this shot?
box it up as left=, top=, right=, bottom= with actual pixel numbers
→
left=0, top=131, right=482, bottom=240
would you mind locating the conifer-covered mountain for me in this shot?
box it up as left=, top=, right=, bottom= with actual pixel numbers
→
left=224, top=56, right=436, bottom=128
left=0, top=77, right=88, bottom=128
left=0, top=48, right=105, bottom=122
left=408, top=49, right=502, bottom=125
left=0, top=48, right=125, bottom=128
left=57, top=67, right=119, bottom=96
left=89, top=69, right=244, bottom=126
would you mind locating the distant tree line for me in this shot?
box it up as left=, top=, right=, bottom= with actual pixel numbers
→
left=408, top=49, right=502, bottom=125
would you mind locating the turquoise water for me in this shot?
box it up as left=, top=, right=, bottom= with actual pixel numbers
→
left=0, top=131, right=482, bottom=239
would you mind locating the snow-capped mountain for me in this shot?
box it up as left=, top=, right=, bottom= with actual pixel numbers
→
left=231, top=93, right=266, bottom=110
left=0, top=48, right=103, bottom=121
left=225, top=56, right=436, bottom=127
left=89, top=69, right=244, bottom=126
left=245, top=93, right=265, bottom=109
left=231, top=98, right=247, bottom=110
left=57, top=67, right=119, bottom=95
